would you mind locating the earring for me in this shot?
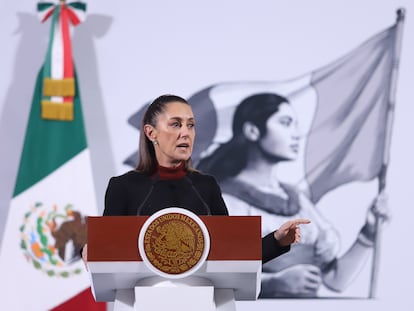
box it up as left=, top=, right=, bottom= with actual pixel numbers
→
left=153, top=140, right=158, bottom=145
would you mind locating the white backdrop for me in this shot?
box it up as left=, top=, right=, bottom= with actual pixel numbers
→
left=1, top=1, right=413, bottom=310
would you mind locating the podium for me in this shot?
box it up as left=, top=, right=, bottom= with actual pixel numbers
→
left=87, top=209, right=262, bottom=311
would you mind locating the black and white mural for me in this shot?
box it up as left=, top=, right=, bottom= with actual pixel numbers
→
left=126, top=16, right=398, bottom=298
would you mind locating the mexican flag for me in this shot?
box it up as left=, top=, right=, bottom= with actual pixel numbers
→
left=0, top=2, right=105, bottom=310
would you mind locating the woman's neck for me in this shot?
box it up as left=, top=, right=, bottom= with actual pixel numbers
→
left=156, top=161, right=186, bottom=180
left=235, top=147, right=284, bottom=193
left=157, top=159, right=183, bottom=168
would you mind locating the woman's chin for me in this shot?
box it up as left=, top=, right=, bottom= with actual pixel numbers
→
left=174, top=153, right=192, bottom=161
left=287, top=153, right=299, bottom=161
left=274, top=153, right=298, bottom=162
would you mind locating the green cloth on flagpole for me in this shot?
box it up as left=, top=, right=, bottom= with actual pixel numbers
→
left=13, top=67, right=87, bottom=196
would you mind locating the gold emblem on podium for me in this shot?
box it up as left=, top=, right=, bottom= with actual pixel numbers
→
left=142, top=211, right=206, bottom=275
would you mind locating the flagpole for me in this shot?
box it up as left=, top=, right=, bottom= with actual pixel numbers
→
left=369, top=8, right=405, bottom=299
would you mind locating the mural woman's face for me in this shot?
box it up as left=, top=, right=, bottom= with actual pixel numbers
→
left=258, top=102, right=300, bottom=161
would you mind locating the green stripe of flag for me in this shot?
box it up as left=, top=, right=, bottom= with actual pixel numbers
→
left=13, top=67, right=87, bottom=197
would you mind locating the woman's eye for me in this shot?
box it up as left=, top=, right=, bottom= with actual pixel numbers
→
left=188, top=123, right=195, bottom=129
left=171, top=122, right=181, bottom=128
left=279, top=117, right=292, bottom=127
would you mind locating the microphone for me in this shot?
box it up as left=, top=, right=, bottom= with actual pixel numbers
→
left=136, top=175, right=159, bottom=215
left=184, top=176, right=212, bottom=216
left=136, top=174, right=212, bottom=216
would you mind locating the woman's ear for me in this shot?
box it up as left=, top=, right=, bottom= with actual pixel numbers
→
left=143, top=124, right=157, bottom=142
left=242, top=122, right=260, bottom=142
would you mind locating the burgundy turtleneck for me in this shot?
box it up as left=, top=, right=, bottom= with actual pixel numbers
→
left=156, top=161, right=186, bottom=180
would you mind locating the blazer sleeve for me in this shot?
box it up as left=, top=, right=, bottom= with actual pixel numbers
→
left=103, top=177, right=128, bottom=216
left=261, top=231, right=291, bottom=264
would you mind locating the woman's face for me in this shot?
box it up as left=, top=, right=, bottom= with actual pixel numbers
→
left=258, top=102, right=300, bottom=161
left=149, top=102, right=195, bottom=167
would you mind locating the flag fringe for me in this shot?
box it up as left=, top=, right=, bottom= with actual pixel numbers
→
left=41, top=101, right=74, bottom=121
left=43, top=78, right=75, bottom=97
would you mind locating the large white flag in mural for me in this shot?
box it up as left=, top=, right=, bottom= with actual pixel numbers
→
left=191, top=19, right=400, bottom=203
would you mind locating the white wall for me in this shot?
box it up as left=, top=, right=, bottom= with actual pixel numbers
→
left=1, top=1, right=413, bottom=310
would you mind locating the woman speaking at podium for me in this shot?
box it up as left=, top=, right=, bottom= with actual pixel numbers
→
left=82, top=94, right=309, bottom=265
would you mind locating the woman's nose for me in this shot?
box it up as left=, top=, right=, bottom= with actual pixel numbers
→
left=180, top=126, right=190, bottom=138
left=292, top=125, right=302, bottom=140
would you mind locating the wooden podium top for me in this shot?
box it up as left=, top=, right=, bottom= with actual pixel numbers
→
left=87, top=216, right=261, bottom=261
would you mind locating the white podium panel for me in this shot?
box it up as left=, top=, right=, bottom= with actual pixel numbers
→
left=135, top=286, right=215, bottom=311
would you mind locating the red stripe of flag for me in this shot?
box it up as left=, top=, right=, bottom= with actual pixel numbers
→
left=51, top=288, right=106, bottom=311
left=60, top=5, right=74, bottom=103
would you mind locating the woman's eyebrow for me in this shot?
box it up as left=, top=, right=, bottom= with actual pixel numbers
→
left=169, top=116, right=195, bottom=121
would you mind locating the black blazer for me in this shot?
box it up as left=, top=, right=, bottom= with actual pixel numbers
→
left=103, top=170, right=228, bottom=216
left=103, top=170, right=289, bottom=263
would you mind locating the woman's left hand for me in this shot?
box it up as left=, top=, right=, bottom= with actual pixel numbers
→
left=359, top=191, right=391, bottom=244
left=366, top=191, right=390, bottom=226
left=274, top=218, right=311, bottom=246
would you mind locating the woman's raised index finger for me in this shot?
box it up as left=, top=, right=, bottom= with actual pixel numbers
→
left=291, top=218, right=311, bottom=225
